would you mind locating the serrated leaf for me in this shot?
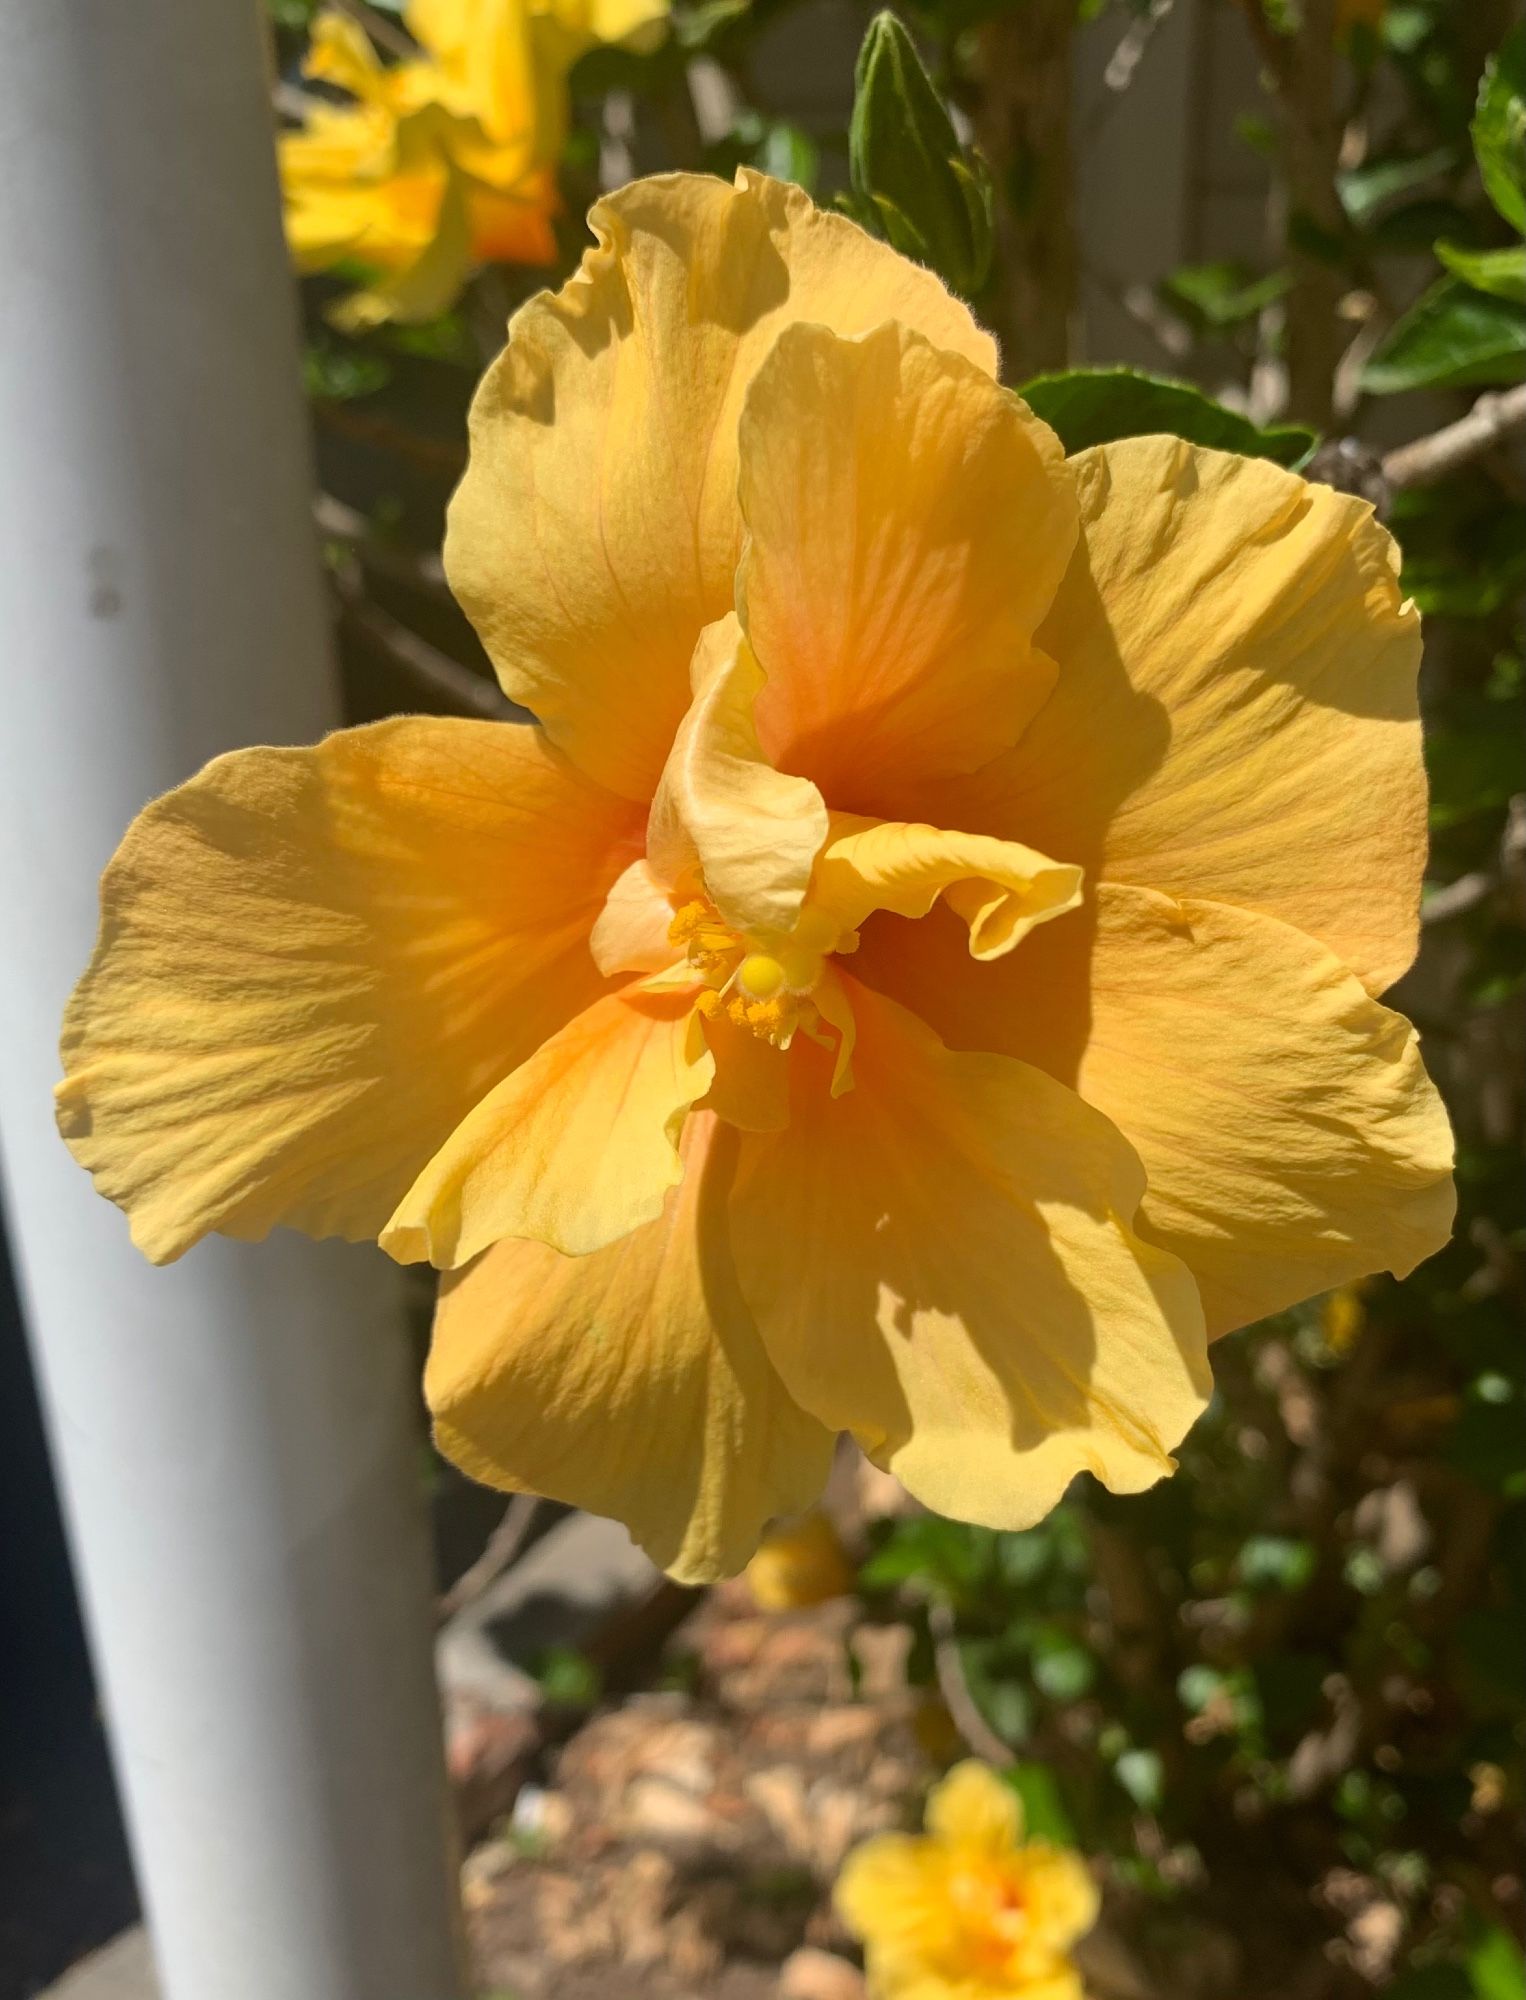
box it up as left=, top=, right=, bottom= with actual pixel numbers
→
left=1473, top=25, right=1526, bottom=234
left=1363, top=279, right=1526, bottom=393
left=1016, top=367, right=1316, bottom=467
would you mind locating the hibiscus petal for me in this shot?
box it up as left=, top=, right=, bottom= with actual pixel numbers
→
left=1078, top=891, right=1455, bottom=1333
left=446, top=168, right=996, bottom=801
left=56, top=718, right=637, bottom=1264
left=739, top=322, right=1076, bottom=806
left=589, top=856, right=678, bottom=975
left=835, top=1837, right=960, bottom=1967
left=854, top=884, right=1456, bottom=1336
left=646, top=615, right=828, bottom=937
left=425, top=1110, right=834, bottom=1583
left=382, top=987, right=713, bottom=1265
left=730, top=982, right=1209, bottom=1527
left=329, top=115, right=475, bottom=332
left=979, top=437, right=1426, bottom=996
left=924, top=1762, right=1023, bottom=1851
left=812, top=812, right=1082, bottom=960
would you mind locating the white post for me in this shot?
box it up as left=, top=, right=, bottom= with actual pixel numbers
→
left=0, top=8, right=467, bottom=2000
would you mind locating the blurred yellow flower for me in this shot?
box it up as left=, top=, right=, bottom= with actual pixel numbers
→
left=745, top=1510, right=856, bottom=1610
left=58, top=171, right=1453, bottom=1583
left=1320, top=1283, right=1367, bottom=1355
left=277, top=0, right=667, bottom=328
left=837, top=1762, right=1098, bottom=2000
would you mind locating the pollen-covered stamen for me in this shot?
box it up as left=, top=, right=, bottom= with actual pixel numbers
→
left=667, top=897, right=743, bottom=980
left=673, top=896, right=844, bottom=1049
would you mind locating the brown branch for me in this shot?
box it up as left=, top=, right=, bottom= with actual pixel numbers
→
left=437, top=1493, right=545, bottom=1626
left=971, top=0, right=1078, bottom=377
left=1383, top=382, right=1526, bottom=491
left=1234, top=0, right=1293, bottom=90
left=314, top=492, right=449, bottom=598
left=330, top=560, right=518, bottom=719
left=313, top=397, right=468, bottom=476
left=329, top=0, right=417, bottom=60
left=928, top=1600, right=1014, bottom=1767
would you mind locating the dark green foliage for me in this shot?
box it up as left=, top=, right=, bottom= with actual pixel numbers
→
left=1472, top=24, right=1526, bottom=235
left=1016, top=367, right=1316, bottom=466
left=1363, top=278, right=1526, bottom=392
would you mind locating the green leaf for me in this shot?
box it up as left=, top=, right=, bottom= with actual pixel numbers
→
left=958, top=1643, right=1035, bottom=1746
left=1114, top=1748, right=1164, bottom=1812
left=1436, top=242, right=1526, bottom=304
left=1469, top=1926, right=1526, bottom=2000
left=1016, top=367, right=1316, bottom=467
left=1160, top=260, right=1289, bottom=329
left=302, top=339, right=391, bottom=402
left=533, top=1645, right=603, bottom=1708
left=859, top=1515, right=989, bottom=1596
left=1473, top=25, right=1526, bottom=234
left=1338, top=146, right=1456, bottom=228
left=1029, top=1626, right=1096, bottom=1703
left=1389, top=1972, right=1473, bottom=2000
left=1427, top=712, right=1526, bottom=829
left=1363, top=279, right=1526, bottom=393
left=672, top=0, right=751, bottom=50
left=1237, top=1535, right=1317, bottom=1593
left=1000, top=1763, right=1077, bottom=1845
left=848, top=11, right=994, bottom=298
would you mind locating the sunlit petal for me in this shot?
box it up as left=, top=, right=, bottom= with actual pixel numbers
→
left=57, top=719, right=637, bottom=1264
left=426, top=1112, right=834, bottom=1583
left=446, top=169, right=996, bottom=799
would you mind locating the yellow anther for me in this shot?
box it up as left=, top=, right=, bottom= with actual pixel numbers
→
left=737, top=952, right=787, bottom=1000
left=694, top=989, right=723, bottom=1020
left=667, top=900, right=710, bottom=947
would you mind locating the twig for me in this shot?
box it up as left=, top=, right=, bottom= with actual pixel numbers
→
left=1101, top=0, right=1175, bottom=98
left=314, top=397, right=468, bottom=476
left=330, top=0, right=417, bottom=60
left=314, top=492, right=449, bottom=598
left=1382, top=383, right=1526, bottom=491
left=330, top=560, right=519, bottom=719
left=437, top=1493, right=546, bottom=1626
left=1234, top=0, right=1293, bottom=90
left=928, top=1599, right=1014, bottom=1767
left=272, top=80, right=316, bottom=123
left=1421, top=871, right=1493, bottom=924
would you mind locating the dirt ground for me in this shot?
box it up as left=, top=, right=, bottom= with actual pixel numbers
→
left=463, top=1582, right=936, bottom=2000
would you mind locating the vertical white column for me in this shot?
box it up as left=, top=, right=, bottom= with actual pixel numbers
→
left=0, top=6, right=467, bottom=1999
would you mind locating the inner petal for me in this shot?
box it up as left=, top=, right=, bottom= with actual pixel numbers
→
left=610, top=613, right=1085, bottom=1116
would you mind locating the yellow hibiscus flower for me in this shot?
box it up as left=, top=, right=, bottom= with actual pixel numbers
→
left=56, top=171, right=1455, bottom=1583
left=836, top=1761, right=1098, bottom=2000
left=278, top=0, right=667, bottom=328
left=744, top=1509, right=856, bottom=1610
